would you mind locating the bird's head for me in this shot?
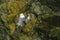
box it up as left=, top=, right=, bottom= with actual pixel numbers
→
left=20, top=13, right=25, bottom=18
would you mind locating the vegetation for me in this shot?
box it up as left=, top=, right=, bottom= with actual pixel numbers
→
left=0, top=0, right=60, bottom=40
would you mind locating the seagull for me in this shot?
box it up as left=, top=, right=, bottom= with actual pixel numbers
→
left=17, top=13, right=31, bottom=26
left=17, top=13, right=25, bottom=26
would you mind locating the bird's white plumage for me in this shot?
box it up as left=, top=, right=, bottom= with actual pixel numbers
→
left=20, top=13, right=25, bottom=18
left=17, top=13, right=31, bottom=26
left=17, top=13, right=25, bottom=26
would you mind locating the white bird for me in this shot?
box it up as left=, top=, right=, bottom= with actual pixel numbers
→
left=17, top=13, right=25, bottom=26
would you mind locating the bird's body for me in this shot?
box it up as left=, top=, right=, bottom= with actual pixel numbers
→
left=17, top=13, right=25, bottom=26
left=17, top=13, right=31, bottom=26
